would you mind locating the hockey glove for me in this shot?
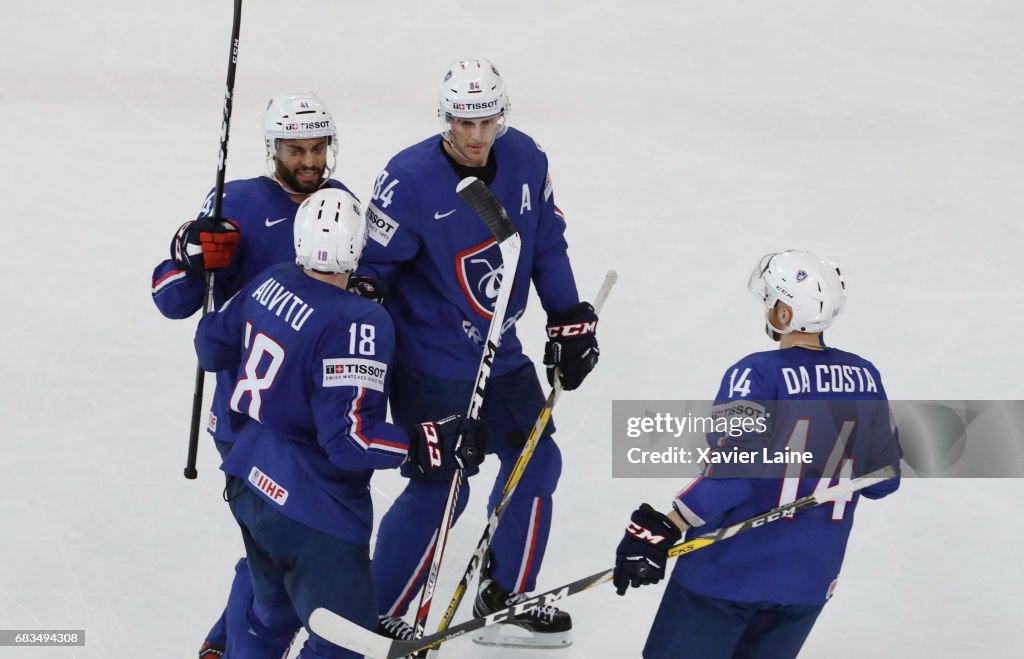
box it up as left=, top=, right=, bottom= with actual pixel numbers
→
left=170, top=217, right=240, bottom=274
left=613, top=503, right=682, bottom=596
left=543, top=301, right=599, bottom=391
left=346, top=274, right=387, bottom=305
left=407, top=414, right=488, bottom=474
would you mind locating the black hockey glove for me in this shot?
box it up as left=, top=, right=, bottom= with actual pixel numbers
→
left=543, top=301, right=599, bottom=391
left=613, top=503, right=682, bottom=596
left=346, top=274, right=387, bottom=305
left=407, top=414, right=488, bottom=474
left=170, top=217, right=240, bottom=274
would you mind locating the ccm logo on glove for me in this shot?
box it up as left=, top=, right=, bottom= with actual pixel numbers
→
left=546, top=320, right=597, bottom=338
left=422, top=421, right=443, bottom=469
left=626, top=522, right=669, bottom=544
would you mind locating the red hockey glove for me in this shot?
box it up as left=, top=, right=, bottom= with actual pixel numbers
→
left=170, top=217, right=240, bottom=274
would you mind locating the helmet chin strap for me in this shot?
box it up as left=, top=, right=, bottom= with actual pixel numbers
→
left=266, top=159, right=333, bottom=196
left=764, top=308, right=791, bottom=341
left=264, top=140, right=337, bottom=195
left=442, top=132, right=494, bottom=167
left=441, top=113, right=503, bottom=166
left=269, top=170, right=330, bottom=196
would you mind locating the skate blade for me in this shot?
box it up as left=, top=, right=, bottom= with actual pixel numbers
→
left=472, top=623, right=572, bottom=649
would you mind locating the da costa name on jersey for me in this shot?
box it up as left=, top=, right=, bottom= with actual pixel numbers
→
left=781, top=364, right=878, bottom=395
left=322, top=358, right=388, bottom=392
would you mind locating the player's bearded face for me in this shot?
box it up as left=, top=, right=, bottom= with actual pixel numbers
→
left=274, top=137, right=329, bottom=193
left=446, top=115, right=500, bottom=167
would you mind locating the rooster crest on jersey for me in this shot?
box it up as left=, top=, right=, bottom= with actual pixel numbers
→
left=456, top=238, right=504, bottom=318
left=747, top=250, right=847, bottom=334
left=294, top=188, right=367, bottom=274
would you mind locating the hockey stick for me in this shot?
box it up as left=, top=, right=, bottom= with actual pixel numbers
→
left=310, top=465, right=897, bottom=657
left=184, top=0, right=242, bottom=480
left=430, top=269, right=618, bottom=644
left=408, top=177, right=523, bottom=644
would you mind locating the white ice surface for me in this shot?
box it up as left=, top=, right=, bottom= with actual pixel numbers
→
left=1, top=1, right=1022, bottom=657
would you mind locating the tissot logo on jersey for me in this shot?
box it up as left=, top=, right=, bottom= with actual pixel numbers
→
left=711, top=400, right=767, bottom=426
left=456, top=238, right=503, bottom=318
left=322, top=358, right=388, bottom=392
left=366, top=203, right=399, bottom=246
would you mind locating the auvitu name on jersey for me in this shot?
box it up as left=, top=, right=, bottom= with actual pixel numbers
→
left=250, top=276, right=314, bottom=331
left=780, top=364, right=878, bottom=395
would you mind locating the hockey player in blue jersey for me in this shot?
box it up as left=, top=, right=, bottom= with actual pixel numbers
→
left=150, top=93, right=361, bottom=658
left=195, top=188, right=487, bottom=658
left=613, top=250, right=903, bottom=659
left=361, top=59, right=599, bottom=647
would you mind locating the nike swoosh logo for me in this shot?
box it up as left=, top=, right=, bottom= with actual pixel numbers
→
left=434, top=209, right=456, bottom=220
left=265, top=217, right=289, bottom=227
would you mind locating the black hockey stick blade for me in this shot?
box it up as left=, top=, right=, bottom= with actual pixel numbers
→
left=456, top=177, right=516, bottom=242
left=310, top=464, right=897, bottom=657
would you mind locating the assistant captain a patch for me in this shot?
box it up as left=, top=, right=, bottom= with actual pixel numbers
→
left=322, top=358, right=388, bottom=392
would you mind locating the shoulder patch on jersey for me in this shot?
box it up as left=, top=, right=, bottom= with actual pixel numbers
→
left=543, top=173, right=553, bottom=202
left=711, top=400, right=767, bottom=424
left=322, top=358, right=388, bottom=392
left=366, top=202, right=399, bottom=246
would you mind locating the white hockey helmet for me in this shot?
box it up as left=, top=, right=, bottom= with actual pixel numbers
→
left=294, top=188, right=367, bottom=274
left=263, top=93, right=338, bottom=178
left=438, top=58, right=510, bottom=141
left=747, top=250, right=847, bottom=334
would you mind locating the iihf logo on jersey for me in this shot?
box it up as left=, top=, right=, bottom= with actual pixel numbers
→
left=456, top=238, right=505, bottom=319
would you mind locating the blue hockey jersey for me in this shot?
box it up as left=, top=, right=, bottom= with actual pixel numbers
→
left=151, top=176, right=353, bottom=442
left=671, top=346, right=903, bottom=606
left=194, top=262, right=408, bottom=545
left=357, top=129, right=579, bottom=381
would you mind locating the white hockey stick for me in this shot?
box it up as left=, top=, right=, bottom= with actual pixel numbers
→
left=407, top=177, right=522, bottom=645
left=430, top=270, right=618, bottom=643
